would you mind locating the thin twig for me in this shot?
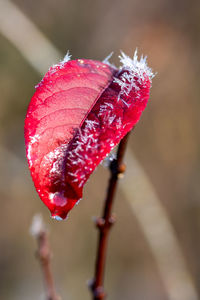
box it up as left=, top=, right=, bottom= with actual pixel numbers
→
left=30, top=215, right=61, bottom=300
left=90, top=132, right=130, bottom=300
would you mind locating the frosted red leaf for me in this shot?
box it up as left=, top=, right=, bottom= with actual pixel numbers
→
left=24, top=51, right=154, bottom=220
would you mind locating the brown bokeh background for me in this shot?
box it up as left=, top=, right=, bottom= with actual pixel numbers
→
left=0, top=0, right=200, bottom=299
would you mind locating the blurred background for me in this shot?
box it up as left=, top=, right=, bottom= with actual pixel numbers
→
left=0, top=0, right=200, bottom=299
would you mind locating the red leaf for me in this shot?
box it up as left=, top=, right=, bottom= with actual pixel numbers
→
left=25, top=51, right=154, bottom=220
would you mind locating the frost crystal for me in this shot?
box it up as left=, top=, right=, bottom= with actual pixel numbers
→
left=50, top=51, right=71, bottom=73
left=27, top=134, right=40, bottom=167
left=119, top=50, right=154, bottom=81
left=48, top=143, right=69, bottom=177
left=62, top=51, right=72, bottom=64
left=113, top=50, right=154, bottom=102
left=103, top=52, right=116, bottom=69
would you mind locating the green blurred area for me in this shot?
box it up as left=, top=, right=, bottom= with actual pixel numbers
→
left=0, top=0, right=200, bottom=299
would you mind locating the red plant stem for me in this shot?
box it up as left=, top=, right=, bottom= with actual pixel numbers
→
left=36, top=229, right=60, bottom=300
left=90, top=132, right=131, bottom=300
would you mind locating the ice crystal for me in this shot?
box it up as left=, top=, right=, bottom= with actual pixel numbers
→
left=119, top=50, right=154, bottom=81
left=62, top=51, right=72, bottom=64
left=112, top=50, right=154, bottom=103
left=27, top=134, right=40, bottom=167
left=50, top=51, right=72, bottom=73
left=103, top=52, right=116, bottom=69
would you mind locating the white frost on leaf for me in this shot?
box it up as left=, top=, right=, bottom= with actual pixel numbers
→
left=50, top=51, right=71, bottom=73
left=27, top=134, right=40, bottom=167
left=84, top=119, right=99, bottom=130
left=48, top=143, right=69, bottom=177
left=119, top=49, right=155, bottom=81
left=62, top=51, right=72, bottom=64
left=113, top=50, right=155, bottom=102
left=66, top=119, right=100, bottom=185
left=103, top=52, right=116, bottom=68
